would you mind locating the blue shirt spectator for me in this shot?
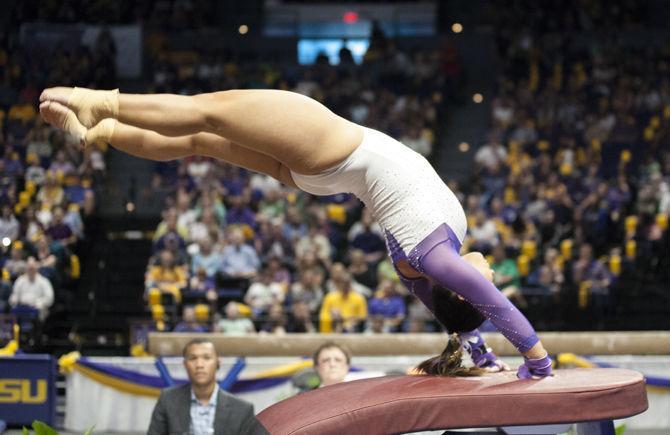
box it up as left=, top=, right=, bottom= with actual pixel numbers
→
left=173, top=306, right=209, bottom=333
left=367, top=280, right=406, bottom=332
left=65, top=180, right=90, bottom=205
left=191, top=239, right=222, bottom=278
left=220, top=228, right=260, bottom=278
left=368, top=291, right=406, bottom=318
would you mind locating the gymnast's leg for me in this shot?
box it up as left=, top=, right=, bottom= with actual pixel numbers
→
left=39, top=87, right=362, bottom=174
left=39, top=101, right=298, bottom=188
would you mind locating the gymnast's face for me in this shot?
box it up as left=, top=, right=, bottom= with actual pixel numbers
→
left=316, top=347, right=349, bottom=387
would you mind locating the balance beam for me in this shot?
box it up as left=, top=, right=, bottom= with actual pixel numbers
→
left=257, top=368, right=647, bottom=435
left=148, top=331, right=670, bottom=356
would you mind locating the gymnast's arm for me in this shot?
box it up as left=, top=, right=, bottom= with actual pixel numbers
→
left=107, top=122, right=298, bottom=188
left=396, top=252, right=507, bottom=370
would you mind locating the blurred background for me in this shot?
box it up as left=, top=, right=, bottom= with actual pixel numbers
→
left=0, top=0, right=669, bottom=433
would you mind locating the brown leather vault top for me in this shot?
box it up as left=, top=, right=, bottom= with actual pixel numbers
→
left=257, top=368, right=648, bottom=435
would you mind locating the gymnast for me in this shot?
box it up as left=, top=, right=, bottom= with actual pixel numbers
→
left=39, top=87, right=552, bottom=378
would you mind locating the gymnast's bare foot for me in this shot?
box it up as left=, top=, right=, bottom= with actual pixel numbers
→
left=40, top=100, right=116, bottom=148
left=40, top=86, right=119, bottom=128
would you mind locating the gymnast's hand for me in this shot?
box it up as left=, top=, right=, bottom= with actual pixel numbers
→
left=517, top=353, right=553, bottom=379
left=472, top=349, right=511, bottom=373
left=460, top=331, right=511, bottom=373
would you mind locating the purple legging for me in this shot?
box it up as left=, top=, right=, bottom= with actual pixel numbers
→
left=408, top=224, right=539, bottom=353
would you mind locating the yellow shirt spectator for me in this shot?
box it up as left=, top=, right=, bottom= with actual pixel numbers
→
left=319, top=288, right=367, bottom=333
left=145, top=250, right=188, bottom=303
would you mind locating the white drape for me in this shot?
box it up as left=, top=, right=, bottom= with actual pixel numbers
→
left=63, top=355, right=670, bottom=432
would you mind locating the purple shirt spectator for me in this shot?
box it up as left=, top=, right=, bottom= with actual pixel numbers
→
left=226, top=206, right=256, bottom=228
left=47, top=222, right=73, bottom=241
left=49, top=151, right=76, bottom=176
left=65, top=184, right=90, bottom=205
left=3, top=156, right=23, bottom=178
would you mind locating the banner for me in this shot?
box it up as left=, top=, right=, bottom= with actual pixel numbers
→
left=0, top=355, right=56, bottom=426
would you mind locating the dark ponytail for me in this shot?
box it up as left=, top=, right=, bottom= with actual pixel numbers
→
left=416, top=334, right=485, bottom=377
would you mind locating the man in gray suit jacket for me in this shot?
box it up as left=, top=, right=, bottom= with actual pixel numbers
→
left=147, top=338, right=268, bottom=435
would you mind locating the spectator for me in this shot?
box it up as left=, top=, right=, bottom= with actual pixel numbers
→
left=347, top=248, right=378, bottom=290
left=195, top=190, right=226, bottom=227
left=216, top=302, right=255, bottom=335
left=286, top=301, right=316, bottom=333
left=145, top=250, right=188, bottom=305
left=190, top=238, right=222, bottom=279
left=225, top=194, right=256, bottom=229
left=24, top=154, right=46, bottom=187
left=294, top=222, right=332, bottom=267
left=63, top=203, right=84, bottom=240
left=367, top=280, right=406, bottom=332
left=244, top=268, right=285, bottom=315
left=266, top=256, right=291, bottom=290
left=259, top=303, right=287, bottom=334
left=282, top=206, right=307, bottom=243
left=490, top=244, right=526, bottom=308
left=64, top=174, right=89, bottom=206
left=34, top=236, right=58, bottom=282
left=25, top=125, right=52, bottom=162
left=347, top=208, right=385, bottom=264
left=186, top=155, right=212, bottom=185
left=9, top=257, right=54, bottom=321
left=186, top=267, right=217, bottom=303
left=572, top=243, right=612, bottom=325
left=295, top=250, right=328, bottom=282
left=405, top=298, right=433, bottom=332
left=49, top=150, right=76, bottom=176
left=147, top=338, right=266, bottom=435
left=313, top=342, right=351, bottom=387
left=173, top=306, right=209, bottom=333
left=174, top=188, right=198, bottom=231
left=257, top=186, right=286, bottom=220
left=400, top=124, right=432, bottom=156
left=46, top=206, right=76, bottom=246
left=254, top=217, right=294, bottom=262
left=469, top=210, right=499, bottom=252
left=188, top=208, right=221, bottom=245
left=153, top=208, right=189, bottom=243
left=288, top=268, right=324, bottom=315
left=220, top=227, right=260, bottom=279
left=376, top=257, right=400, bottom=285
left=0, top=160, right=15, bottom=200
left=36, top=171, right=64, bottom=207
left=0, top=204, right=20, bottom=241
left=319, top=268, right=367, bottom=333
left=0, top=273, right=12, bottom=313
left=326, top=262, right=372, bottom=297
left=474, top=135, right=507, bottom=172
left=535, top=248, right=564, bottom=301
left=4, top=241, right=27, bottom=280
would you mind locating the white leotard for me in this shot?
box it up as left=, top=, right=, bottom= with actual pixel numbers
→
left=290, top=127, right=467, bottom=255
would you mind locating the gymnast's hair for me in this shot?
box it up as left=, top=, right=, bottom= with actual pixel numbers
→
left=416, top=286, right=486, bottom=377
left=416, top=333, right=485, bottom=377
